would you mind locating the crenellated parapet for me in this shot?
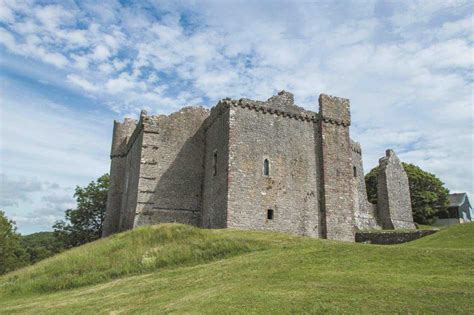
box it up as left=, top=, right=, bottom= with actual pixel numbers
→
left=350, top=140, right=362, bottom=154
left=205, top=91, right=320, bottom=132
left=319, top=94, right=351, bottom=127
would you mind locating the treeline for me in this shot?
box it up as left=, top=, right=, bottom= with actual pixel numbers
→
left=0, top=174, right=109, bottom=275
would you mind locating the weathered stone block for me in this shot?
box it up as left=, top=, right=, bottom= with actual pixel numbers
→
left=377, top=150, right=415, bottom=229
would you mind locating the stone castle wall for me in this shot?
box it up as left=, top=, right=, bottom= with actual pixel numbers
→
left=351, top=141, right=379, bottom=230
left=202, top=103, right=230, bottom=228
left=318, top=95, right=355, bottom=241
left=102, top=118, right=136, bottom=237
left=103, top=91, right=415, bottom=241
left=133, top=108, right=209, bottom=228
left=118, top=125, right=143, bottom=231
left=225, top=93, right=321, bottom=237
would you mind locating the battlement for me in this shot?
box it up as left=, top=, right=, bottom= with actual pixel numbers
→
left=114, top=92, right=352, bottom=144
left=379, top=149, right=398, bottom=166
left=351, top=140, right=362, bottom=154
left=319, top=94, right=351, bottom=126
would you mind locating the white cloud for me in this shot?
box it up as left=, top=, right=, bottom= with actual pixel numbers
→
left=0, top=0, right=15, bottom=23
left=0, top=174, right=43, bottom=207
left=92, top=44, right=111, bottom=61
left=35, top=4, right=72, bottom=30
left=436, top=15, right=474, bottom=40
left=67, top=74, right=99, bottom=92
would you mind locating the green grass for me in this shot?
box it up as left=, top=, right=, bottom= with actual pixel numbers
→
left=0, top=223, right=473, bottom=314
left=405, top=222, right=474, bottom=250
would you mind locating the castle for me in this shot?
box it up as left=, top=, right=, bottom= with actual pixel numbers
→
left=102, top=91, right=415, bottom=242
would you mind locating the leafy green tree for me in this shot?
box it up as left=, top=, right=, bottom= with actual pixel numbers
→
left=0, top=211, right=29, bottom=275
left=53, top=174, right=109, bottom=248
left=21, top=232, right=65, bottom=264
left=365, top=163, right=449, bottom=224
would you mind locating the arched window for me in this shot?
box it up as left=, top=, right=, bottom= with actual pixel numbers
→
left=353, top=166, right=357, bottom=178
left=264, top=159, right=270, bottom=176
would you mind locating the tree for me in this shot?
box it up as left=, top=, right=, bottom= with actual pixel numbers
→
left=21, top=232, right=65, bottom=264
left=53, top=174, right=109, bottom=248
left=0, top=211, right=29, bottom=275
left=365, top=163, right=449, bottom=225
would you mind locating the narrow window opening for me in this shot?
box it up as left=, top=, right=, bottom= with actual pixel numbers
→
left=212, top=150, right=217, bottom=176
left=263, top=159, right=270, bottom=176
left=267, top=209, right=274, bottom=220
left=353, top=166, right=357, bottom=178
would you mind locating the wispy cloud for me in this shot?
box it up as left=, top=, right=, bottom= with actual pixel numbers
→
left=0, top=173, right=43, bottom=207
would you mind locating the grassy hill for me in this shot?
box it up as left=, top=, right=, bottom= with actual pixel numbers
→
left=0, top=223, right=473, bottom=314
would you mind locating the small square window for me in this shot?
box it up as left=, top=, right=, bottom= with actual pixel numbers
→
left=267, top=209, right=274, bottom=220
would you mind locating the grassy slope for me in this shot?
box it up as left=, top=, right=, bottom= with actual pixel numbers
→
left=0, top=223, right=473, bottom=314
left=405, top=222, right=474, bottom=250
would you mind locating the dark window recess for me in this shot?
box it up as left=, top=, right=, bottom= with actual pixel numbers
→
left=213, top=150, right=217, bottom=176
left=264, top=159, right=270, bottom=176
left=353, top=166, right=357, bottom=178
left=267, top=209, right=274, bottom=220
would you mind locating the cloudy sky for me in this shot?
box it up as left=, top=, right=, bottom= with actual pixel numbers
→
left=0, top=0, right=472, bottom=234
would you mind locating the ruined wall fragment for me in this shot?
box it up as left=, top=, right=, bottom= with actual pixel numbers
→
left=351, top=141, right=380, bottom=230
left=376, top=149, right=415, bottom=229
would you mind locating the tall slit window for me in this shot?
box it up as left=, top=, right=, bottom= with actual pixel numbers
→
left=213, top=150, right=217, bottom=176
left=263, top=159, right=270, bottom=176
left=353, top=166, right=357, bottom=178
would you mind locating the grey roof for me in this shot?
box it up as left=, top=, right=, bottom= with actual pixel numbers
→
left=448, top=193, right=470, bottom=207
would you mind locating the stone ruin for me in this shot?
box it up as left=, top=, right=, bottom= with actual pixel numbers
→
left=377, top=150, right=416, bottom=229
left=102, top=91, right=415, bottom=242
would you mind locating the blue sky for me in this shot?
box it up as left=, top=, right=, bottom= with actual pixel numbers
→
left=0, top=0, right=473, bottom=234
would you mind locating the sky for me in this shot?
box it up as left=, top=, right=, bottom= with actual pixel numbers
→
left=0, top=0, right=473, bottom=234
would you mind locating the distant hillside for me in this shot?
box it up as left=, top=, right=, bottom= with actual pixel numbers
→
left=21, top=232, right=65, bottom=264
left=1, top=223, right=473, bottom=314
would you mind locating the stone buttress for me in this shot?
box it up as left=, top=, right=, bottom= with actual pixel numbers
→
left=318, top=94, right=355, bottom=241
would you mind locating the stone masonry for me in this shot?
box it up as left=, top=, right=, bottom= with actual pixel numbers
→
left=102, top=91, right=415, bottom=242
left=377, top=150, right=416, bottom=229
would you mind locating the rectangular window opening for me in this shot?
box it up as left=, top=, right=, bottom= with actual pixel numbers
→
left=267, top=209, right=274, bottom=220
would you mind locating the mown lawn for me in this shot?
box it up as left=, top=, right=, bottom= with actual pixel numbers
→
left=0, top=223, right=473, bottom=314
